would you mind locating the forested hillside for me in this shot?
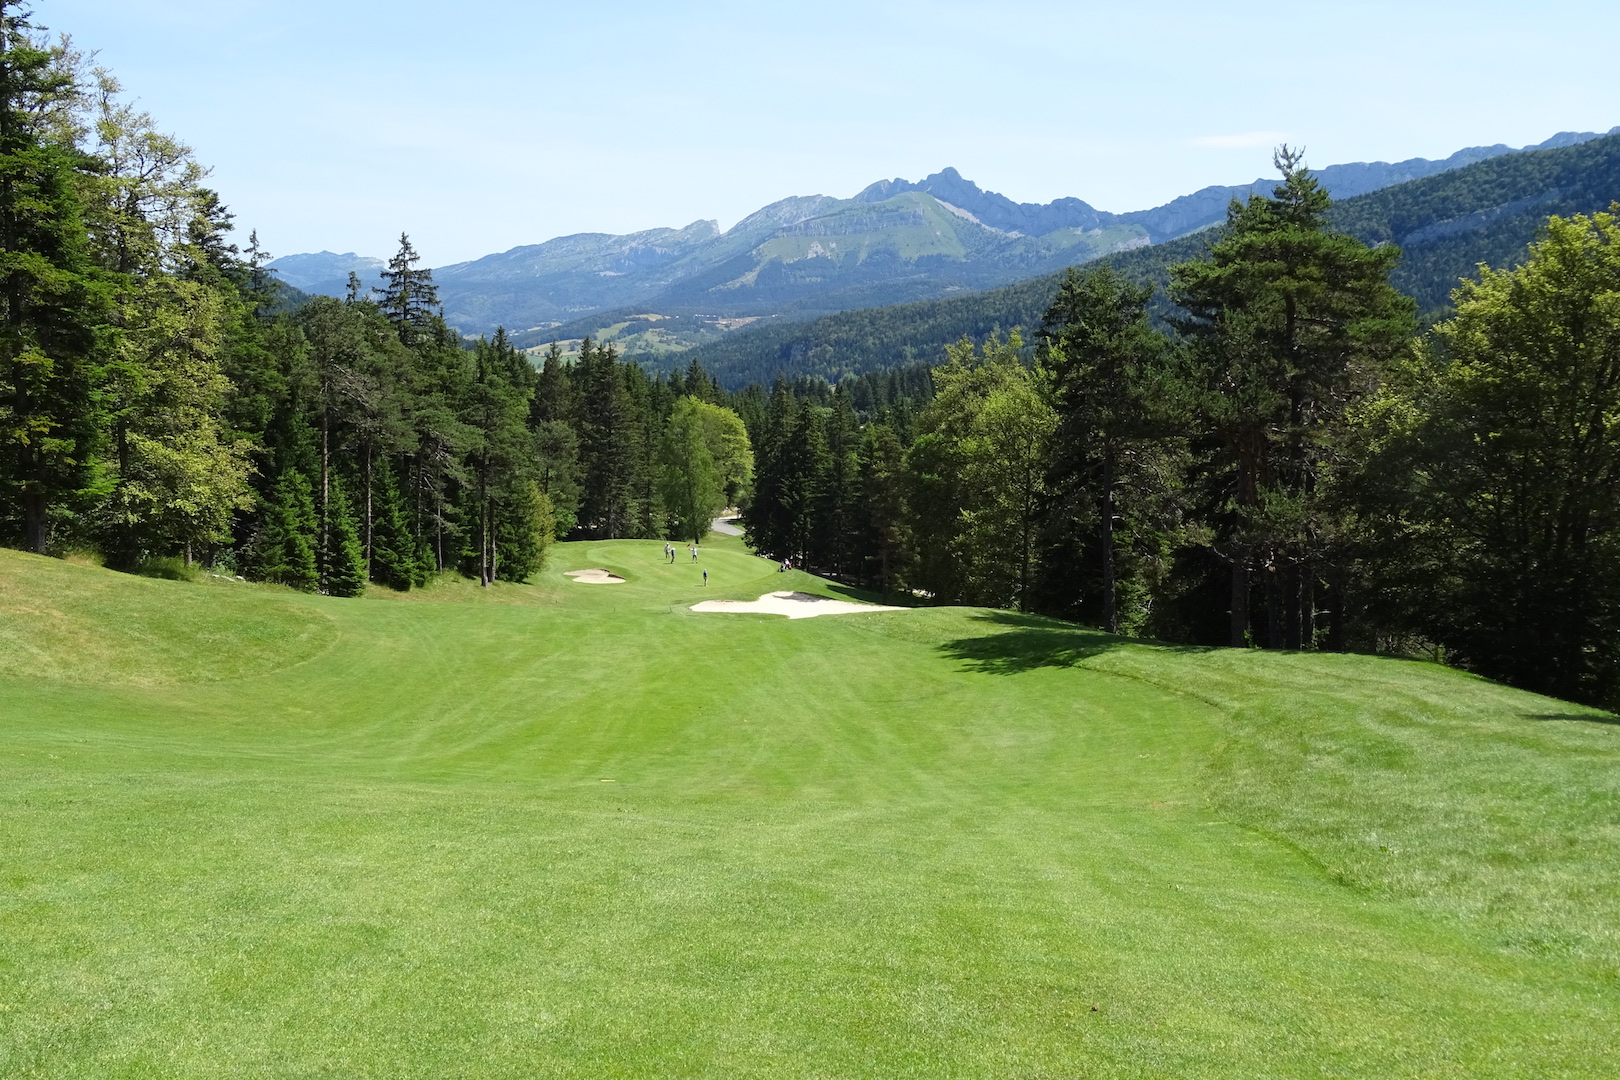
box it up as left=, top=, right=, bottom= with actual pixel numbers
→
left=729, top=153, right=1620, bottom=715
left=3, top=1, right=1616, bottom=716
left=679, top=131, right=1620, bottom=387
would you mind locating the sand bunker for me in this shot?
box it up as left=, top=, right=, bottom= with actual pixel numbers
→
left=565, top=568, right=626, bottom=584
left=691, top=591, right=906, bottom=619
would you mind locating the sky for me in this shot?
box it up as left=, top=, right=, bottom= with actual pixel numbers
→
left=45, top=0, right=1620, bottom=267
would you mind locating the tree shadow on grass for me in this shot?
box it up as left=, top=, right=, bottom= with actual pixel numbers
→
left=1522, top=710, right=1620, bottom=727
left=787, top=575, right=919, bottom=608
left=938, top=612, right=1136, bottom=675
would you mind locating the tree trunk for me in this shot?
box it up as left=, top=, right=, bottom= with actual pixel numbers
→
left=479, top=470, right=491, bottom=587
left=1265, top=560, right=1282, bottom=649
left=411, top=452, right=422, bottom=542
left=1285, top=562, right=1302, bottom=650
left=1229, top=557, right=1248, bottom=648
left=21, top=487, right=45, bottom=554
left=13, top=377, right=47, bottom=553
left=1018, top=492, right=1033, bottom=613
left=1301, top=570, right=1316, bottom=650
left=1327, top=580, right=1346, bottom=653
left=1101, top=451, right=1117, bottom=634
left=319, top=406, right=330, bottom=591
left=363, top=442, right=373, bottom=569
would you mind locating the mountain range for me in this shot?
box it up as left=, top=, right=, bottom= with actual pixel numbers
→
left=672, top=129, right=1620, bottom=388
left=268, top=128, right=1617, bottom=350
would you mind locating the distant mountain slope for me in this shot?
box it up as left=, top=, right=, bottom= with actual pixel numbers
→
left=270, top=128, right=1614, bottom=341
left=267, top=251, right=386, bottom=299
left=679, top=131, right=1620, bottom=388
left=850, top=131, right=1604, bottom=244
left=446, top=189, right=1153, bottom=345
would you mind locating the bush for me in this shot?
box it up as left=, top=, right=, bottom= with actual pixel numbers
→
left=133, top=556, right=200, bottom=582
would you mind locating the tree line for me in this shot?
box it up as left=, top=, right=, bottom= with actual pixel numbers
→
left=2, top=5, right=1614, bottom=712
left=743, top=150, right=1620, bottom=713
left=0, top=9, right=767, bottom=593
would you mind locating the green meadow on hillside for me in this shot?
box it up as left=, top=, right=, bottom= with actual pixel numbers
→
left=1, top=533, right=1617, bottom=1077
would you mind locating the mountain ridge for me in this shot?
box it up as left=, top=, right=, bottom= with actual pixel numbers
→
left=667, top=129, right=1620, bottom=388
left=267, top=127, right=1618, bottom=341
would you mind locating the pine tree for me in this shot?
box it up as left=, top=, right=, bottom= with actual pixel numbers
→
left=1171, top=147, right=1414, bottom=648
left=0, top=6, right=108, bottom=552
left=742, top=376, right=794, bottom=558
left=368, top=457, right=414, bottom=591
left=375, top=233, right=439, bottom=345
left=857, top=423, right=907, bottom=592
left=626, top=362, right=666, bottom=539
left=460, top=329, right=536, bottom=585
left=816, top=387, right=861, bottom=575
left=781, top=399, right=829, bottom=567
left=493, top=479, right=554, bottom=582
left=320, top=475, right=365, bottom=597
left=575, top=339, right=637, bottom=538
left=248, top=467, right=317, bottom=590
left=1040, top=265, right=1178, bottom=633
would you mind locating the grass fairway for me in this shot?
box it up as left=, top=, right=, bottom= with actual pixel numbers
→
left=2, top=535, right=1617, bottom=1077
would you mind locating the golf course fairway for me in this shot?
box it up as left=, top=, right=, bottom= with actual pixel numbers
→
left=1, top=534, right=1616, bottom=1077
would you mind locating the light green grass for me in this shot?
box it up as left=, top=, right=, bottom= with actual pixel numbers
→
left=0, top=534, right=1616, bottom=1077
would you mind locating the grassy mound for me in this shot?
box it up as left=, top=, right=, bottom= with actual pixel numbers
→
left=1, top=535, right=1615, bottom=1077
left=0, top=550, right=335, bottom=685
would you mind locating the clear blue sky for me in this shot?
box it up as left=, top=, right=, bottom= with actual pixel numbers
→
left=45, top=0, right=1620, bottom=266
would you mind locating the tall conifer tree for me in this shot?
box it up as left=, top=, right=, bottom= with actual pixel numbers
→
left=375, top=233, right=439, bottom=345
left=0, top=3, right=106, bottom=552
left=320, top=475, right=365, bottom=597
left=1172, top=147, right=1413, bottom=648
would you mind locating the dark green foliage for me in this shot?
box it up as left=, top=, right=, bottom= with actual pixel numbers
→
left=320, top=477, right=366, bottom=597
left=0, top=8, right=108, bottom=553
left=248, top=468, right=318, bottom=590
left=1038, top=265, right=1180, bottom=632
left=1170, top=149, right=1415, bottom=649
left=741, top=379, right=794, bottom=559
left=1351, top=209, right=1620, bottom=709
left=814, top=390, right=861, bottom=575
left=778, top=401, right=828, bottom=565
left=490, top=480, right=553, bottom=583
left=375, top=233, right=440, bottom=345
left=678, top=285, right=1054, bottom=390
left=854, top=423, right=907, bottom=591
left=460, top=329, right=540, bottom=585
left=368, top=458, right=414, bottom=590
left=574, top=338, right=641, bottom=538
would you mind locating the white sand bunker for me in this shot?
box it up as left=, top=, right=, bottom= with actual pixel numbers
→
left=691, top=590, right=905, bottom=619
left=565, top=568, right=626, bottom=584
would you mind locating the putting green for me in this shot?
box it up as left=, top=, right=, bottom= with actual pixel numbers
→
left=1, top=536, right=1616, bottom=1077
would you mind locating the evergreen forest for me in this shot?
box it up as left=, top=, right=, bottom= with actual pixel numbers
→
left=2, top=5, right=1617, bottom=718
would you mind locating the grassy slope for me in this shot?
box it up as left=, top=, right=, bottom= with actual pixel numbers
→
left=1, top=540, right=1616, bottom=1077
